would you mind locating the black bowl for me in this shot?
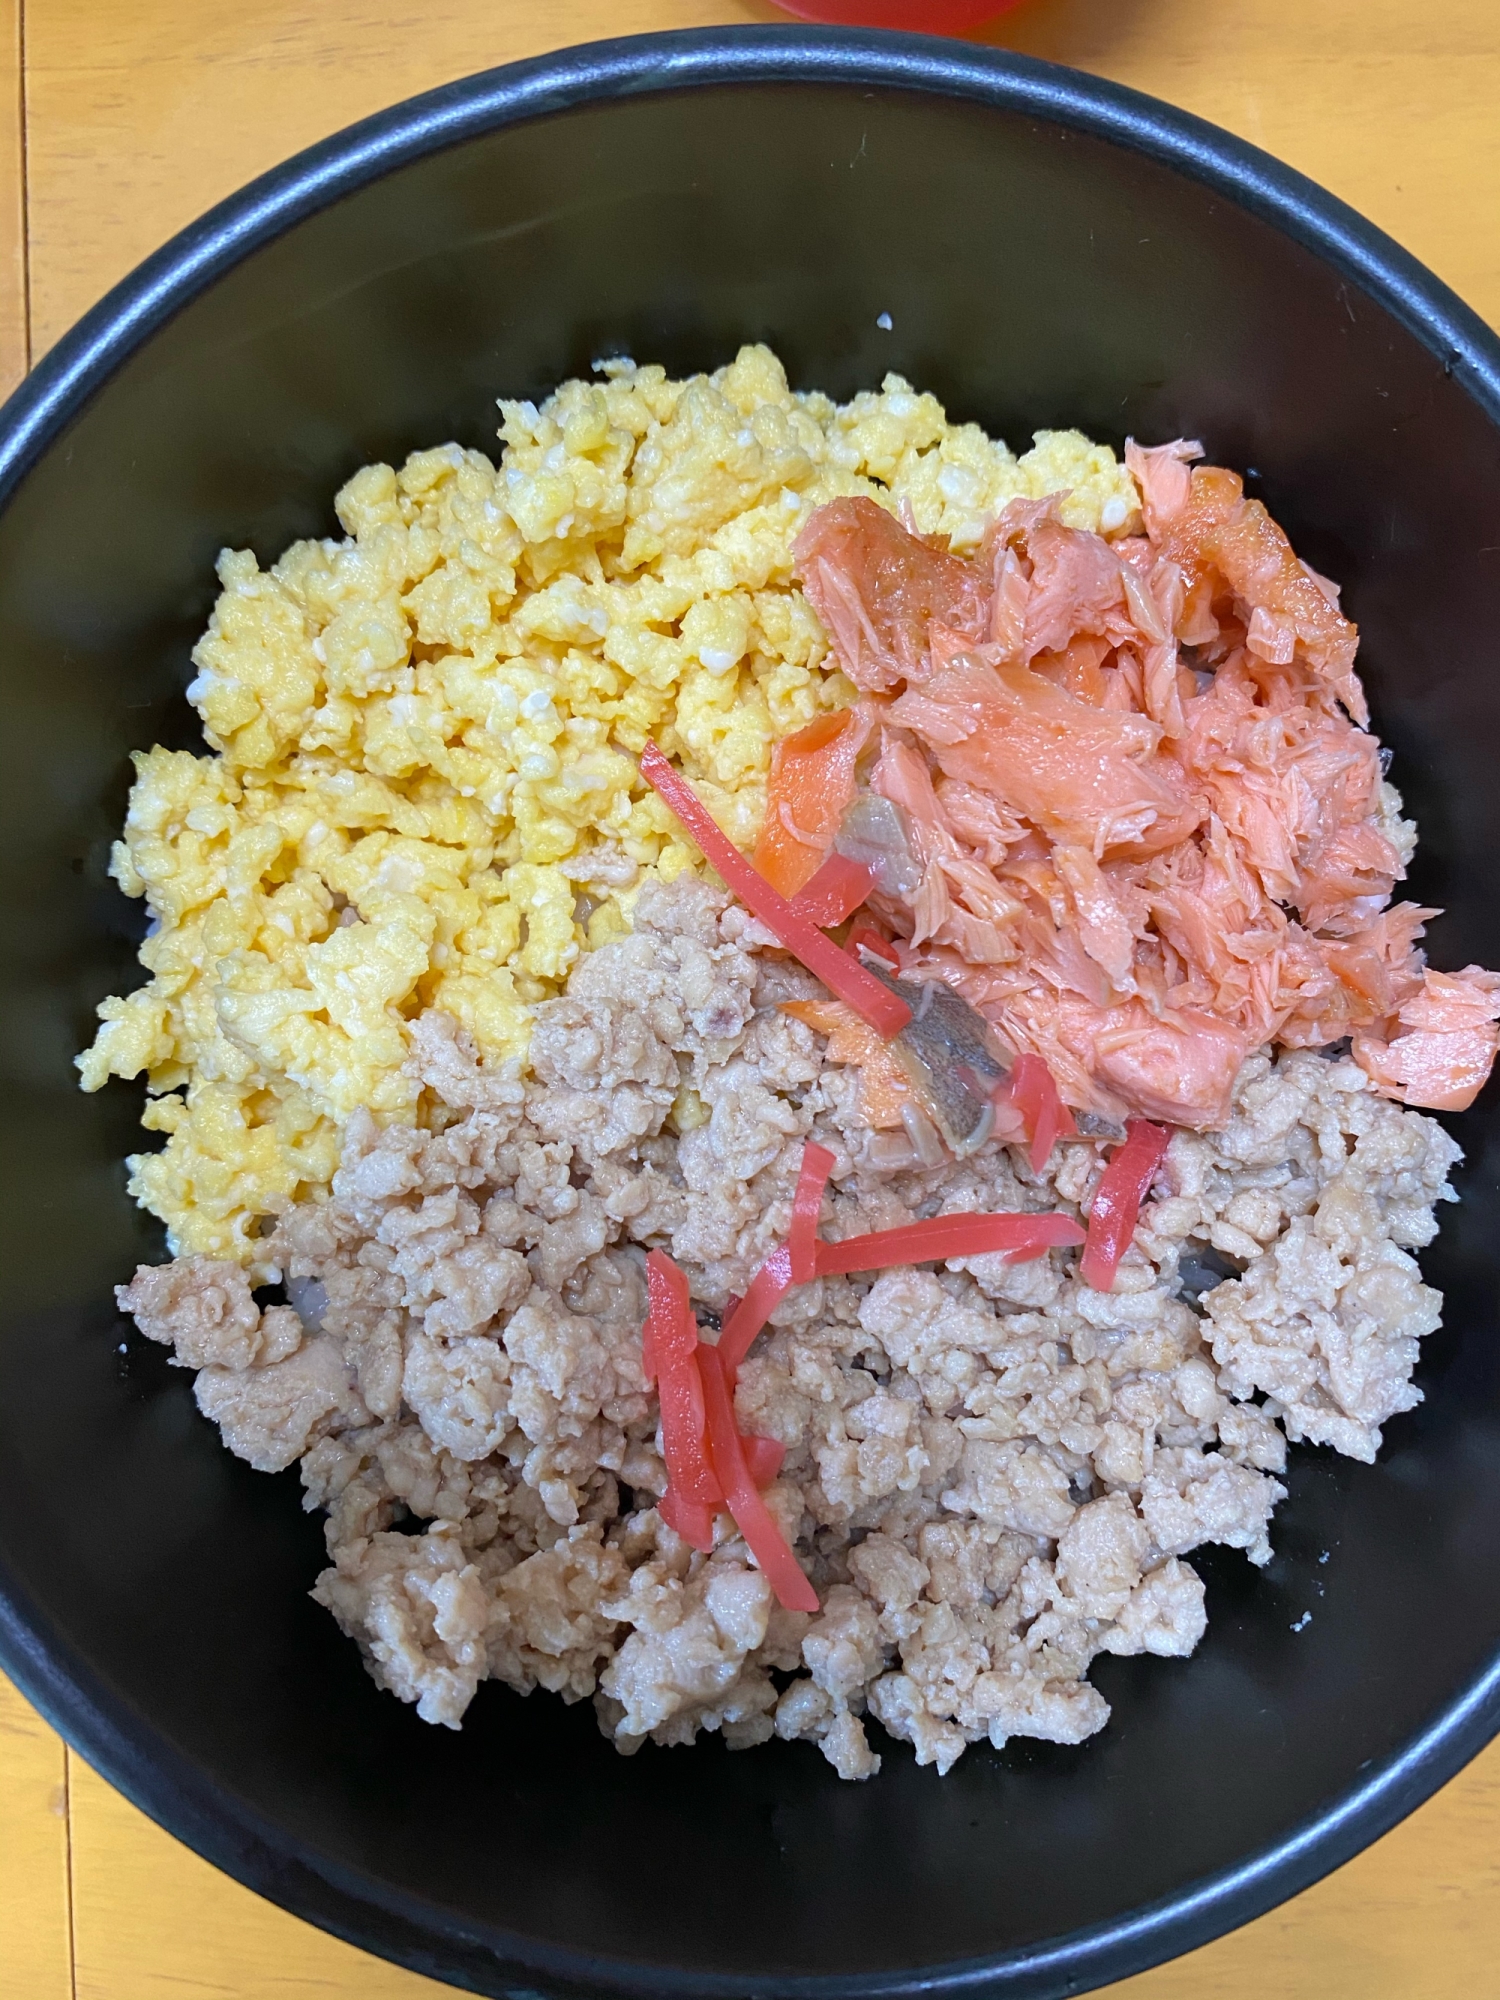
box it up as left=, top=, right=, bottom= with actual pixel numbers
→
left=4, top=27, right=1500, bottom=2000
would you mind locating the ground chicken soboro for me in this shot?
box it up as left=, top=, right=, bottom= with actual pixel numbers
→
left=119, top=879, right=1460, bottom=1779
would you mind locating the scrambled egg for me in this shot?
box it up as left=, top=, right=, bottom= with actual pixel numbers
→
left=78, top=344, right=1140, bottom=1273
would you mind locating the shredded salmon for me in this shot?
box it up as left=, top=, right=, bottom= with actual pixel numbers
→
left=1159, top=466, right=1367, bottom=726
left=1353, top=968, right=1500, bottom=1112
left=796, top=496, right=989, bottom=691
left=791, top=460, right=1499, bottom=1123
left=781, top=999, right=912, bottom=1127
left=753, top=706, right=873, bottom=896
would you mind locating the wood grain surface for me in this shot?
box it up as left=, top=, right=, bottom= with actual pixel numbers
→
left=0, top=0, right=24, bottom=398
left=3, top=2, right=1500, bottom=1996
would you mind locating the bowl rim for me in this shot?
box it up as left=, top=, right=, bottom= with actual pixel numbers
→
left=4, top=25, right=1500, bottom=2000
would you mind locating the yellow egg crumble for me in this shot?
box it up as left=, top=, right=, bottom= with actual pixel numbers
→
left=77, top=345, right=1140, bottom=1274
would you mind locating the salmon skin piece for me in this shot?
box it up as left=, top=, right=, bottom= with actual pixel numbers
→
left=862, top=959, right=1010, bottom=1154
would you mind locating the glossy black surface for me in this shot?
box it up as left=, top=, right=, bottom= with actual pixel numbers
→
left=2, top=30, right=1500, bottom=2000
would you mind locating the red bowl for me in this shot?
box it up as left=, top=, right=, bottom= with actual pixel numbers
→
left=769, top=2, right=1019, bottom=30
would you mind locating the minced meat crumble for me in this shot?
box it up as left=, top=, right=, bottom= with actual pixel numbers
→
left=118, top=876, right=1460, bottom=1779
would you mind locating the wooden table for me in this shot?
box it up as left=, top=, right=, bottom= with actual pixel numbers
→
left=2, top=1, right=1499, bottom=1994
